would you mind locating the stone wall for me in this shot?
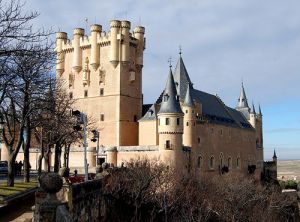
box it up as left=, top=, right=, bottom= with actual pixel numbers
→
left=68, top=179, right=102, bottom=221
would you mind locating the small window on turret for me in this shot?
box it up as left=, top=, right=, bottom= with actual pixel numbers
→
left=176, top=118, right=180, bottom=125
left=100, top=88, right=104, bottom=96
left=197, top=137, right=200, bottom=144
left=186, top=110, right=188, bottom=114
left=186, top=122, right=189, bottom=126
left=84, top=90, right=88, bottom=98
left=166, top=118, right=170, bottom=125
left=163, top=94, right=169, bottom=102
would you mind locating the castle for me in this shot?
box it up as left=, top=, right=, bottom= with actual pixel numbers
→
left=52, top=19, right=268, bottom=176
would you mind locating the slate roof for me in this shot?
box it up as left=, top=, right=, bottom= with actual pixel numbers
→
left=183, top=85, right=195, bottom=107
left=140, top=56, right=253, bottom=130
left=139, top=104, right=160, bottom=121
left=191, top=89, right=252, bottom=129
left=157, top=68, right=183, bottom=114
left=237, top=83, right=249, bottom=109
left=173, top=56, right=193, bottom=99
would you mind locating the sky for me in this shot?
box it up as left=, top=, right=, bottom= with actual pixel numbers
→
left=24, top=0, right=300, bottom=160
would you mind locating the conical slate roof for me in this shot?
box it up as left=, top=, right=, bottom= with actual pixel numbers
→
left=258, top=104, right=262, bottom=116
left=158, top=68, right=183, bottom=114
left=273, top=149, right=277, bottom=159
left=183, top=85, right=195, bottom=107
left=237, top=82, right=249, bottom=109
left=251, top=103, right=256, bottom=114
left=173, top=55, right=193, bottom=99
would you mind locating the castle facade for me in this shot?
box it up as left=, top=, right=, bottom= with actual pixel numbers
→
left=53, top=20, right=265, bottom=175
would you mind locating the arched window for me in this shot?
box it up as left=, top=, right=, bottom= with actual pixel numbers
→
left=219, top=152, right=224, bottom=167
left=197, top=137, right=201, bottom=144
left=209, top=156, right=214, bottom=169
left=186, top=122, right=189, bottom=126
left=197, top=156, right=202, bottom=168
left=228, top=157, right=232, bottom=168
left=237, top=157, right=241, bottom=169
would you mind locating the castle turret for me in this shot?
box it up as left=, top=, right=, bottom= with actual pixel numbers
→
left=90, top=24, right=102, bottom=70
left=236, top=82, right=250, bottom=119
left=157, top=67, right=184, bottom=167
left=56, top=32, right=68, bottom=76
left=121, top=21, right=130, bottom=63
left=256, top=104, right=263, bottom=148
left=249, top=102, right=256, bottom=128
left=272, top=149, right=277, bottom=164
left=182, top=85, right=195, bottom=148
left=109, top=20, right=121, bottom=67
left=133, top=26, right=145, bottom=67
left=72, top=28, right=84, bottom=72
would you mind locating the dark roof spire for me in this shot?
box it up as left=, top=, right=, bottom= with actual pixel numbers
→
left=173, top=55, right=193, bottom=99
left=183, top=85, right=195, bottom=107
left=273, top=149, right=277, bottom=159
left=258, top=104, right=262, bottom=116
left=237, top=82, right=249, bottom=108
left=251, top=102, right=256, bottom=114
left=158, top=67, right=183, bottom=114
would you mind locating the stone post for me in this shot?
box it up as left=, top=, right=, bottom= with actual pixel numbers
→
left=35, top=172, right=64, bottom=222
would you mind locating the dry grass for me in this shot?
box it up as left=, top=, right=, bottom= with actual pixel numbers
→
left=0, top=181, right=37, bottom=197
left=277, top=160, right=300, bottom=181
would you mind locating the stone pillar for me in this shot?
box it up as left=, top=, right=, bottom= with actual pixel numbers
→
left=35, top=173, right=63, bottom=221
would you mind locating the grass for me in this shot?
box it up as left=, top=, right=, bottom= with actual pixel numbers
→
left=0, top=181, right=38, bottom=198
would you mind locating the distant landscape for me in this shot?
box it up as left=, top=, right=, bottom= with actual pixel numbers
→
left=277, top=160, right=300, bottom=181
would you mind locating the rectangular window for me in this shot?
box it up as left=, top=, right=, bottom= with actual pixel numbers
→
left=165, top=140, right=171, bottom=149
left=84, top=90, right=88, bottom=98
left=69, top=92, right=73, bottom=99
left=100, top=114, right=104, bottom=121
left=165, top=118, right=170, bottom=125
left=176, top=118, right=180, bottom=125
left=100, top=88, right=104, bottom=96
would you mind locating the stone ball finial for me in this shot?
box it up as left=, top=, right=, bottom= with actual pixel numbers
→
left=40, top=173, right=63, bottom=194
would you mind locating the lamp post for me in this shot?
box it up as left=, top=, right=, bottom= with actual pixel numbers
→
left=91, top=130, right=100, bottom=166
left=72, top=110, right=88, bottom=181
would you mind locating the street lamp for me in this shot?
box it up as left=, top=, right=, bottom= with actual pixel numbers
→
left=72, top=110, right=88, bottom=181
left=91, top=130, right=100, bottom=166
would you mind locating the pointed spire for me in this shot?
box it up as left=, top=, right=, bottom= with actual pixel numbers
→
left=173, top=55, right=193, bottom=99
left=183, top=85, right=195, bottom=107
left=273, top=149, right=277, bottom=159
left=237, top=82, right=249, bottom=108
left=158, top=67, right=183, bottom=114
left=251, top=102, right=256, bottom=114
left=258, top=104, right=262, bottom=116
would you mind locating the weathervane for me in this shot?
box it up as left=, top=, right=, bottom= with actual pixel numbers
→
left=168, top=57, right=172, bottom=68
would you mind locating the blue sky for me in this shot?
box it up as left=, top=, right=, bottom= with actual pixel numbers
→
left=24, top=0, right=300, bottom=160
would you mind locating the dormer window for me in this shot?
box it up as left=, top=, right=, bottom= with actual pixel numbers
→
left=163, top=94, right=169, bottom=102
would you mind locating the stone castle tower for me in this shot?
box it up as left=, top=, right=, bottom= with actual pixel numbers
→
left=56, top=20, right=145, bottom=146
